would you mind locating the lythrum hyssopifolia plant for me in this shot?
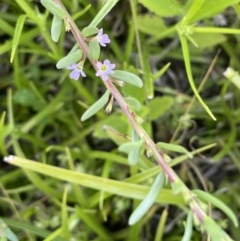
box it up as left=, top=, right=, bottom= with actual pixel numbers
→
left=1, top=0, right=240, bottom=240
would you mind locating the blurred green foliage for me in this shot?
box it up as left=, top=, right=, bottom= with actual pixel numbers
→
left=0, top=0, right=240, bottom=240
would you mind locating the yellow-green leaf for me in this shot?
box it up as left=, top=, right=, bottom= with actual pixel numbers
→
left=81, top=90, right=110, bottom=121
left=10, top=14, right=27, bottom=63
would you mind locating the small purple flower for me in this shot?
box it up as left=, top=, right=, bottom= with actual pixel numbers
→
left=66, top=63, right=86, bottom=80
left=96, top=28, right=110, bottom=47
left=96, top=59, right=115, bottom=81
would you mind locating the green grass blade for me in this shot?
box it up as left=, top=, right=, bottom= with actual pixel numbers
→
left=181, top=212, right=193, bottom=241
left=81, top=90, right=110, bottom=121
left=89, top=0, right=119, bottom=27
left=178, top=33, right=216, bottom=120
left=1, top=218, right=67, bottom=240
left=10, top=15, right=27, bottom=63
left=3, top=156, right=183, bottom=205
left=128, top=173, right=165, bottom=225
left=61, top=187, right=70, bottom=239
left=193, top=189, right=239, bottom=227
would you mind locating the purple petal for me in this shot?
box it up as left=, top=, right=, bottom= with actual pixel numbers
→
left=99, top=42, right=106, bottom=47
left=80, top=70, right=86, bottom=77
left=66, top=63, right=77, bottom=70
left=102, top=72, right=108, bottom=81
left=102, top=34, right=110, bottom=42
left=96, top=70, right=102, bottom=76
left=107, top=69, right=114, bottom=75
left=70, top=69, right=80, bottom=80
left=97, top=62, right=102, bottom=68
left=104, top=59, right=110, bottom=65
left=109, top=63, right=116, bottom=69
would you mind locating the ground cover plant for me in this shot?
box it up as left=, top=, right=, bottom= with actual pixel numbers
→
left=1, top=0, right=240, bottom=240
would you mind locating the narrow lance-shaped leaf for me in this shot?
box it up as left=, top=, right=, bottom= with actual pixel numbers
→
left=182, top=0, right=205, bottom=24
left=129, top=173, right=165, bottom=225
left=118, top=136, right=144, bottom=153
left=81, top=90, right=110, bottom=121
left=193, top=189, right=239, bottom=227
left=89, top=0, right=119, bottom=27
left=143, top=49, right=154, bottom=99
left=0, top=218, right=19, bottom=241
left=110, top=70, right=143, bottom=88
left=178, top=33, right=216, bottom=121
left=156, top=142, right=193, bottom=159
left=89, top=40, right=100, bottom=60
left=68, top=43, right=79, bottom=55
left=153, top=62, right=171, bottom=80
left=3, top=156, right=182, bottom=205
left=203, top=217, right=223, bottom=241
left=61, top=187, right=70, bottom=239
left=82, top=26, right=99, bottom=37
left=56, top=49, right=83, bottom=69
left=103, top=125, right=131, bottom=146
left=181, top=212, right=193, bottom=241
left=128, top=129, right=142, bottom=165
left=10, top=14, right=27, bottom=63
left=171, top=179, right=188, bottom=195
left=40, top=0, right=66, bottom=19
left=51, top=15, right=63, bottom=42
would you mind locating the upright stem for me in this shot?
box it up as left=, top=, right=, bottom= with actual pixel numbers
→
left=54, top=0, right=207, bottom=224
left=55, top=0, right=178, bottom=182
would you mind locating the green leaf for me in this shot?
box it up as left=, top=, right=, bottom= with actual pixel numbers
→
left=125, top=97, right=141, bottom=111
left=127, top=129, right=142, bottom=165
left=68, top=43, right=80, bottom=55
left=82, top=26, right=99, bottom=37
left=139, top=0, right=183, bottom=17
left=182, top=0, right=205, bottom=24
left=102, top=125, right=130, bottom=146
left=1, top=218, right=67, bottom=240
left=137, top=14, right=167, bottom=36
left=81, top=90, right=110, bottom=121
left=110, top=70, right=143, bottom=88
left=193, top=189, right=239, bottom=227
left=190, top=32, right=226, bottom=49
left=51, top=15, right=63, bottom=42
left=90, top=0, right=119, bottom=27
left=40, top=0, right=66, bottom=19
left=223, top=67, right=240, bottom=90
left=93, top=114, right=128, bottom=141
left=3, top=156, right=183, bottom=205
left=189, top=0, right=240, bottom=22
left=13, top=88, right=43, bottom=111
left=171, top=179, right=187, bottom=195
left=118, top=138, right=144, bottom=153
left=148, top=96, right=173, bottom=120
left=203, top=217, right=223, bottom=241
left=178, top=34, right=216, bottom=120
left=129, top=173, right=165, bottom=225
left=181, top=212, right=193, bottom=241
left=153, top=63, right=171, bottom=80
left=0, top=112, right=13, bottom=155
left=156, top=142, right=193, bottom=158
left=0, top=218, right=18, bottom=241
left=56, top=49, right=83, bottom=69
left=10, top=14, right=27, bottom=63
left=89, top=40, right=100, bottom=60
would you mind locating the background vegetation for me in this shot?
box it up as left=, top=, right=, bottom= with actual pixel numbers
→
left=0, top=0, right=240, bottom=240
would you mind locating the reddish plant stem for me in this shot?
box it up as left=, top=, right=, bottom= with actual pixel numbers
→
left=53, top=0, right=208, bottom=223
left=55, top=0, right=177, bottom=182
